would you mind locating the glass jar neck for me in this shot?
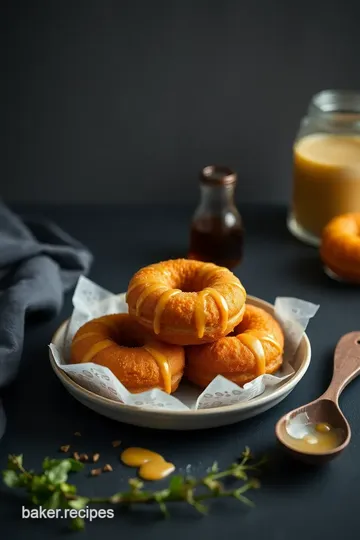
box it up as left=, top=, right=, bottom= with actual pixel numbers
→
left=200, top=182, right=236, bottom=209
left=306, top=90, right=360, bottom=130
left=309, top=90, right=360, bottom=115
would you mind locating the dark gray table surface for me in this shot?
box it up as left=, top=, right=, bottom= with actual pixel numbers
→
left=1, top=204, right=359, bottom=540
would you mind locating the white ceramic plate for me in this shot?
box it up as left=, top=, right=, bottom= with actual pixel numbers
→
left=49, top=295, right=311, bottom=430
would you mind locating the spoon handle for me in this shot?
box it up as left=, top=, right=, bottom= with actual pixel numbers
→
left=321, top=331, right=360, bottom=402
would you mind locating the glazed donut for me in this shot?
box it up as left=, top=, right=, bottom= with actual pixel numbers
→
left=70, top=314, right=185, bottom=394
left=320, top=213, right=360, bottom=283
left=126, top=259, right=246, bottom=346
left=186, top=304, right=284, bottom=388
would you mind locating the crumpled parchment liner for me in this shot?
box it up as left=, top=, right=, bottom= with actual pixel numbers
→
left=49, top=276, right=319, bottom=411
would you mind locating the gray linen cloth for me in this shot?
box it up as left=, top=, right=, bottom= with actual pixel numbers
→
left=0, top=203, right=93, bottom=439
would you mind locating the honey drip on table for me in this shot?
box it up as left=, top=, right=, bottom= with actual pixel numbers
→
left=143, top=346, right=172, bottom=394
left=153, top=289, right=181, bottom=334
left=284, top=422, right=344, bottom=454
left=121, top=447, right=175, bottom=481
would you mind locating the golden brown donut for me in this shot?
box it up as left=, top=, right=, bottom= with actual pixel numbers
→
left=126, top=259, right=246, bottom=346
left=70, top=314, right=185, bottom=394
left=320, top=213, right=360, bottom=283
left=186, top=304, right=284, bottom=388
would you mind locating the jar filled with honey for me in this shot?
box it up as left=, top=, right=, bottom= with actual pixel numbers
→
left=188, top=165, right=244, bottom=269
left=288, top=89, right=360, bottom=246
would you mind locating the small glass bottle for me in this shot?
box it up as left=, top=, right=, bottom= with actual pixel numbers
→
left=288, top=89, right=360, bottom=246
left=188, top=165, right=244, bottom=269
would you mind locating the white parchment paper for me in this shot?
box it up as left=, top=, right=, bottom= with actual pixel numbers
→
left=49, top=276, right=319, bottom=411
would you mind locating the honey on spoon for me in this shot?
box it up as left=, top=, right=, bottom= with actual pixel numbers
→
left=281, top=418, right=345, bottom=454
left=276, top=331, right=360, bottom=464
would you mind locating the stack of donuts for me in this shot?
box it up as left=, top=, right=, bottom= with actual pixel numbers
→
left=70, top=259, right=284, bottom=395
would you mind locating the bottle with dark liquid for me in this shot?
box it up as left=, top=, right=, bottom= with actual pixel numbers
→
left=188, top=165, right=244, bottom=269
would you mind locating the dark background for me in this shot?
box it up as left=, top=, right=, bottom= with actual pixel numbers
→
left=2, top=6, right=360, bottom=538
left=2, top=0, right=360, bottom=205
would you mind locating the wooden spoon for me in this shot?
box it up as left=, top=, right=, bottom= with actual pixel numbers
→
left=275, top=331, right=360, bottom=464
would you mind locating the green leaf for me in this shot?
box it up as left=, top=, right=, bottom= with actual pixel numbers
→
left=31, top=494, right=40, bottom=505
left=242, top=447, right=252, bottom=460
left=68, top=459, right=84, bottom=472
left=7, top=454, right=23, bottom=470
left=45, top=461, right=72, bottom=484
left=42, top=457, right=61, bottom=470
left=60, top=482, right=77, bottom=494
left=68, top=497, right=89, bottom=510
left=109, top=493, right=123, bottom=504
left=203, top=478, right=222, bottom=493
left=44, top=491, right=62, bottom=509
left=128, top=478, right=144, bottom=491
left=232, top=467, right=248, bottom=480
left=169, top=475, right=184, bottom=493
left=15, top=473, right=29, bottom=488
left=31, top=475, right=55, bottom=505
left=154, top=489, right=170, bottom=499
left=71, top=517, right=85, bottom=531
left=3, top=470, right=20, bottom=487
left=43, top=457, right=84, bottom=473
left=31, top=474, right=47, bottom=489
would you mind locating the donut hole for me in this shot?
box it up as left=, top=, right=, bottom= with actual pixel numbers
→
left=117, top=331, right=145, bottom=348
left=172, top=272, right=204, bottom=293
left=170, top=263, right=221, bottom=293
left=178, top=280, right=203, bottom=293
left=226, top=328, right=238, bottom=337
left=115, top=321, right=147, bottom=348
left=227, top=320, right=244, bottom=336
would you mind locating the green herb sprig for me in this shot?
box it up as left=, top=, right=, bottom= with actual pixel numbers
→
left=2, top=448, right=264, bottom=531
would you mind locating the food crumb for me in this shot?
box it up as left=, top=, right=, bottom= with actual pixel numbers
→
left=74, top=432, right=81, bottom=437
left=103, top=464, right=113, bottom=472
left=60, top=445, right=70, bottom=453
left=92, top=453, right=100, bottom=463
left=73, top=452, right=80, bottom=461
left=79, top=453, right=89, bottom=462
left=90, top=468, right=102, bottom=477
left=112, top=440, right=121, bottom=448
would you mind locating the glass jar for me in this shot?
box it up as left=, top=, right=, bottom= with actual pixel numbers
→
left=188, top=165, right=244, bottom=269
left=287, top=89, right=360, bottom=246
